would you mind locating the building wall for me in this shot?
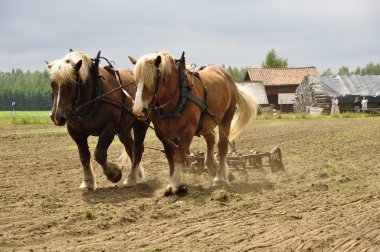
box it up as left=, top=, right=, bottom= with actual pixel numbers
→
left=265, top=85, right=298, bottom=95
left=264, top=85, right=298, bottom=112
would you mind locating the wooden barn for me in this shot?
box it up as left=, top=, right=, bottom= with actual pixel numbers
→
left=244, top=67, right=318, bottom=112
left=294, top=75, right=380, bottom=114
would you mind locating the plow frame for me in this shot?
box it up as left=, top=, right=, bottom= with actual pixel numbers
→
left=185, top=146, right=284, bottom=173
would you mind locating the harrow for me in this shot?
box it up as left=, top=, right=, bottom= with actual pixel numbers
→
left=185, top=146, right=284, bottom=174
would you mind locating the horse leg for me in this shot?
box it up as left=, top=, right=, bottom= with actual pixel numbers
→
left=203, top=130, right=218, bottom=177
left=157, top=139, right=173, bottom=193
left=214, top=120, right=232, bottom=186
left=95, top=131, right=122, bottom=184
left=122, top=121, right=148, bottom=187
left=67, top=126, right=96, bottom=190
left=164, top=135, right=191, bottom=196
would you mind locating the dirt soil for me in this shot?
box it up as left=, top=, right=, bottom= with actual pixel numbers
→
left=1, top=118, right=379, bottom=251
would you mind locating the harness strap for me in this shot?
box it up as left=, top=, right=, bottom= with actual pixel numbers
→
left=86, top=57, right=102, bottom=118
left=104, top=61, right=134, bottom=102
left=153, top=52, right=208, bottom=136
left=67, top=51, right=136, bottom=123
left=99, top=96, right=126, bottom=109
left=189, top=72, right=208, bottom=136
left=186, top=93, right=206, bottom=112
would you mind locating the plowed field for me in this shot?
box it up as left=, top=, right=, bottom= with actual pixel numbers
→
left=1, top=118, right=379, bottom=251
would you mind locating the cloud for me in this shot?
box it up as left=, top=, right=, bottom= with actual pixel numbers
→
left=0, top=0, right=379, bottom=73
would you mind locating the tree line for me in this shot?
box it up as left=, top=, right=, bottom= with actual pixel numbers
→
left=0, top=69, right=51, bottom=111
left=321, top=63, right=380, bottom=76
left=0, top=49, right=379, bottom=110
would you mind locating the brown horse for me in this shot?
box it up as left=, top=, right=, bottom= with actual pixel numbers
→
left=129, top=51, right=257, bottom=195
left=46, top=50, right=148, bottom=190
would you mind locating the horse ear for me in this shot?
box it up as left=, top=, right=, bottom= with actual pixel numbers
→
left=128, top=56, right=137, bottom=65
left=45, top=60, right=53, bottom=69
left=73, top=60, right=82, bottom=72
left=154, top=55, right=161, bottom=67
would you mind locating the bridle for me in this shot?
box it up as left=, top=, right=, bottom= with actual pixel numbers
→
left=66, top=72, right=85, bottom=119
left=61, top=52, right=136, bottom=122
left=146, top=64, right=175, bottom=118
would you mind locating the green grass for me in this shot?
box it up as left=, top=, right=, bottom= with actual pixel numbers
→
left=256, top=112, right=377, bottom=120
left=80, top=209, right=95, bottom=220
left=0, top=111, right=52, bottom=124
left=0, top=110, right=377, bottom=125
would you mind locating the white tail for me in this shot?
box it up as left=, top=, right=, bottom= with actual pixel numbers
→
left=228, top=87, right=258, bottom=141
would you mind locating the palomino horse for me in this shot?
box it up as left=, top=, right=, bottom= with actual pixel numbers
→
left=46, top=50, right=148, bottom=190
left=129, top=51, right=257, bottom=195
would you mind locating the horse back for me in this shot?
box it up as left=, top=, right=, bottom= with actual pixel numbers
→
left=195, top=65, right=237, bottom=113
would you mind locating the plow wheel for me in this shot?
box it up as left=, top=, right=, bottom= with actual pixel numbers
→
left=269, top=146, right=285, bottom=172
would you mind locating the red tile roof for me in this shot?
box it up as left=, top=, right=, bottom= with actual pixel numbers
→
left=245, top=67, right=318, bottom=86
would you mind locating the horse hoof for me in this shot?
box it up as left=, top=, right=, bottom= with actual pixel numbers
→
left=164, top=184, right=188, bottom=197
left=176, top=184, right=188, bottom=196
left=122, top=177, right=136, bottom=188
left=107, top=169, right=122, bottom=183
left=79, top=181, right=97, bottom=190
left=164, top=189, right=175, bottom=197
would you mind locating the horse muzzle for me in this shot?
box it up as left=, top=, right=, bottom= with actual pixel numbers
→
left=50, top=113, right=67, bottom=126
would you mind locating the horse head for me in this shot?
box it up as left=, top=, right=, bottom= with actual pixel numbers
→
left=46, top=51, right=92, bottom=126
left=129, top=51, right=173, bottom=116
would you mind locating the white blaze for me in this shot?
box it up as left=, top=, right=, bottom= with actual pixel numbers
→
left=133, top=81, right=145, bottom=116
left=54, top=85, right=61, bottom=121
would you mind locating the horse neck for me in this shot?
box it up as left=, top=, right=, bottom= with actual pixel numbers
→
left=156, top=65, right=180, bottom=109
left=77, top=71, right=95, bottom=109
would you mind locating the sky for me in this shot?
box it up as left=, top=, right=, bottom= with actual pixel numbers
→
left=0, top=0, right=379, bottom=74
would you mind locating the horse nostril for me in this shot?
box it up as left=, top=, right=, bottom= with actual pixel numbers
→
left=50, top=113, right=67, bottom=126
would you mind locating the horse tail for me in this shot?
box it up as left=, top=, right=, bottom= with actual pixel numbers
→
left=228, top=86, right=258, bottom=141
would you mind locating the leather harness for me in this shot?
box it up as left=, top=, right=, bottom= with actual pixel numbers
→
left=67, top=52, right=133, bottom=123
left=152, top=52, right=208, bottom=136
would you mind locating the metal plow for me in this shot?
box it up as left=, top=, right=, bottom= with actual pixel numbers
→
left=185, top=146, right=284, bottom=174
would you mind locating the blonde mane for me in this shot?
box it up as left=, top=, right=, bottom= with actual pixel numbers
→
left=48, top=51, right=93, bottom=85
left=133, top=51, right=174, bottom=91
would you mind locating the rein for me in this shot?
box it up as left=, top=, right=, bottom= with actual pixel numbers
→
left=72, top=80, right=136, bottom=113
left=67, top=52, right=136, bottom=122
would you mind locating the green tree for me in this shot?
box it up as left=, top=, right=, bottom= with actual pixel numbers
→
left=361, top=62, right=380, bottom=75
left=317, top=63, right=380, bottom=76
left=322, top=68, right=333, bottom=76
left=261, top=49, right=288, bottom=68
left=0, top=69, right=51, bottom=110
left=226, top=66, right=248, bottom=82
left=338, top=66, right=350, bottom=75
left=353, top=66, right=361, bottom=75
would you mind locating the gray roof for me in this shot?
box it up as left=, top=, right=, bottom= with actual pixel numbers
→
left=310, top=75, right=380, bottom=97
left=238, top=82, right=269, bottom=104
